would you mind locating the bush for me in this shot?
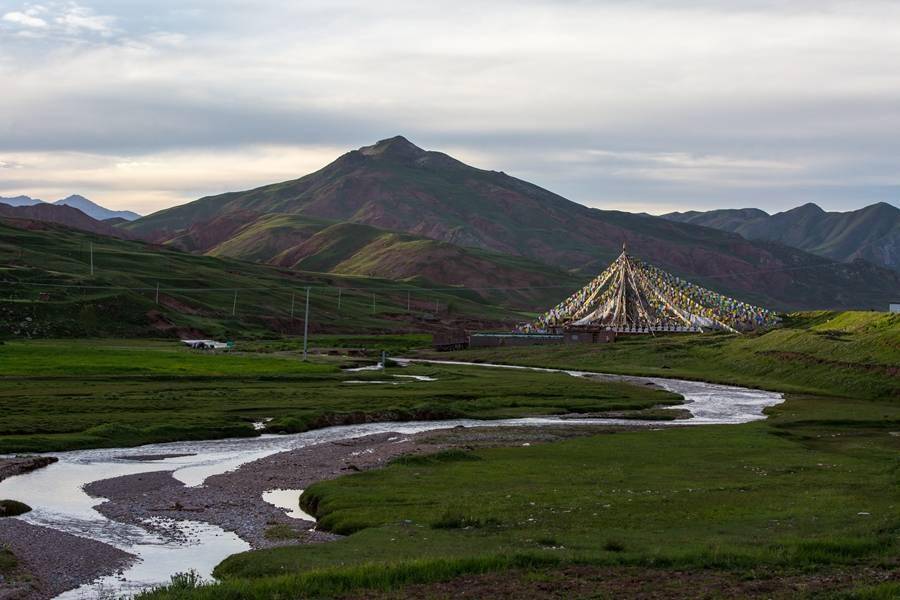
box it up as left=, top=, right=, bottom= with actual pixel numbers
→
left=0, top=499, right=31, bottom=518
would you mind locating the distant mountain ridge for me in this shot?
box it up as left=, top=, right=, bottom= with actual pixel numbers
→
left=0, top=202, right=132, bottom=239
left=0, top=194, right=141, bottom=221
left=126, top=136, right=900, bottom=311
left=663, top=202, right=900, bottom=272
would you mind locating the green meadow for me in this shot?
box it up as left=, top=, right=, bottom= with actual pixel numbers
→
left=0, top=339, right=676, bottom=453
left=134, top=311, right=899, bottom=599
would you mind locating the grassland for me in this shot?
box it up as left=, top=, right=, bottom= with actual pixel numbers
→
left=0, top=221, right=528, bottom=339
left=427, top=311, right=900, bottom=400
left=136, top=311, right=899, bottom=599
left=0, top=339, right=678, bottom=453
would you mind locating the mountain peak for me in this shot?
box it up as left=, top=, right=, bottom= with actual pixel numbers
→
left=53, top=194, right=141, bottom=221
left=789, top=202, right=825, bottom=215
left=359, top=136, right=427, bottom=161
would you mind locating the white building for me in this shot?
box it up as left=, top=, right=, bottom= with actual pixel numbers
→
left=890, top=303, right=900, bottom=313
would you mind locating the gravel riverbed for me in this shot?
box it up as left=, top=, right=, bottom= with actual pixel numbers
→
left=85, top=424, right=623, bottom=550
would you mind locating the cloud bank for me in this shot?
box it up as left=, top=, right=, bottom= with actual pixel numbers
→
left=1, top=0, right=898, bottom=214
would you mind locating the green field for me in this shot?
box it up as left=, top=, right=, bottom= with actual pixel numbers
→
left=134, top=312, right=899, bottom=599
left=425, top=311, right=900, bottom=401
left=0, top=339, right=677, bottom=453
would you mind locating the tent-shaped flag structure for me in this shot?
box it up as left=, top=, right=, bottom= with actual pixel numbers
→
left=524, top=248, right=780, bottom=334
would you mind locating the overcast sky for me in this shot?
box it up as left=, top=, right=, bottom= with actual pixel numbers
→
left=1, top=1, right=899, bottom=216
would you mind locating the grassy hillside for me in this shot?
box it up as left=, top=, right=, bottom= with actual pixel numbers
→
left=206, top=214, right=331, bottom=263
left=0, top=221, right=525, bottom=339
left=125, top=137, right=900, bottom=311
left=192, top=215, right=585, bottom=310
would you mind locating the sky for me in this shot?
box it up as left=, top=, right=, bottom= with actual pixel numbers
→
left=1, top=1, right=899, bottom=216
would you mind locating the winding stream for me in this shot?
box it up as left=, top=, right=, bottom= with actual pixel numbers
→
left=0, top=361, right=782, bottom=598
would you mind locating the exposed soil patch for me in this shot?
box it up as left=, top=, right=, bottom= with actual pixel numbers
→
left=344, top=564, right=900, bottom=599
left=0, top=519, right=134, bottom=600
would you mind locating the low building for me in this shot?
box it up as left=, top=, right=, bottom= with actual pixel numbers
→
left=563, top=329, right=616, bottom=344
left=468, top=333, right=564, bottom=348
left=890, top=303, right=900, bottom=313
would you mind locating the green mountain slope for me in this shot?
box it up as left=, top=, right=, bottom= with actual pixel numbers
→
left=664, top=202, right=900, bottom=272
left=127, top=137, right=900, bottom=311
left=177, top=213, right=584, bottom=310
left=0, top=221, right=526, bottom=338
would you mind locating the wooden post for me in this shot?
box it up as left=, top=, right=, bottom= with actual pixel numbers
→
left=303, top=287, right=310, bottom=361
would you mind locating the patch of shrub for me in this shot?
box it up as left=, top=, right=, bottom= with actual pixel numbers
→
left=393, top=449, right=482, bottom=467
left=431, top=510, right=501, bottom=530
left=0, top=499, right=31, bottom=518
left=603, top=539, right=626, bottom=552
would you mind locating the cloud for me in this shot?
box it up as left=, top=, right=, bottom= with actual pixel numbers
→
left=54, top=3, right=114, bottom=35
left=2, top=2, right=115, bottom=37
left=2, top=10, right=47, bottom=28
left=0, top=1, right=898, bottom=215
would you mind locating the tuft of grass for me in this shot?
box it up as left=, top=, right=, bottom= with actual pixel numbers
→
left=263, top=525, right=303, bottom=541
left=0, top=547, right=17, bottom=576
left=431, top=510, right=501, bottom=530
left=392, top=449, right=482, bottom=467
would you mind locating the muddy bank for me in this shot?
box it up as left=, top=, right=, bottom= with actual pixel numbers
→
left=86, top=425, right=624, bottom=550
left=0, top=458, right=57, bottom=484
left=0, top=519, right=134, bottom=600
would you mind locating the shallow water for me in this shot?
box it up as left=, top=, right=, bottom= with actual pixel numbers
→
left=0, top=361, right=782, bottom=598
left=262, top=489, right=315, bottom=521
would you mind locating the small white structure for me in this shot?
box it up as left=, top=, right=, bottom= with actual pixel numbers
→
left=890, top=303, right=900, bottom=313
left=181, top=339, right=232, bottom=350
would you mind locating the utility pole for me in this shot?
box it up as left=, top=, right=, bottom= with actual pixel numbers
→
left=372, top=293, right=376, bottom=313
left=232, top=290, right=237, bottom=316
left=302, top=287, right=310, bottom=361
left=290, top=292, right=295, bottom=320
left=435, top=299, right=439, bottom=314
left=89, top=243, right=94, bottom=276
left=337, top=288, right=342, bottom=312
left=407, top=291, right=411, bottom=312
left=155, top=282, right=160, bottom=304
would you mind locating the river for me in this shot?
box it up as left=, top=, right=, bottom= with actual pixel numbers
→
left=0, top=361, right=783, bottom=598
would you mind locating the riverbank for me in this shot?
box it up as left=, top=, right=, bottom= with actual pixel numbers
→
left=3, top=424, right=634, bottom=598
left=0, top=519, right=134, bottom=600
left=85, top=425, right=627, bottom=551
